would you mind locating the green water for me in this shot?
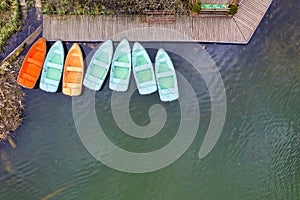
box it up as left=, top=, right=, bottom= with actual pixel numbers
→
left=1, top=0, right=300, bottom=199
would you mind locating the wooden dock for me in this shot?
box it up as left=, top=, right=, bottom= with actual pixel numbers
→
left=43, top=0, right=273, bottom=44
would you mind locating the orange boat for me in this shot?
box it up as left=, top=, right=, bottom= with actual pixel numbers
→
left=62, top=43, right=84, bottom=96
left=17, top=38, right=47, bottom=88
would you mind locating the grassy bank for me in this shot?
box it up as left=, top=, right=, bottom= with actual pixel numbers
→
left=41, top=0, right=191, bottom=15
left=0, top=0, right=21, bottom=52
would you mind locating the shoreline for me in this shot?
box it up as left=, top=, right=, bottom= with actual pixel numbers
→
left=0, top=9, right=41, bottom=147
left=0, top=0, right=24, bottom=147
left=0, top=24, right=42, bottom=147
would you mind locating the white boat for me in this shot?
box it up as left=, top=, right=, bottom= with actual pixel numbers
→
left=132, top=42, right=157, bottom=95
left=83, top=40, right=113, bottom=91
left=109, top=39, right=131, bottom=92
left=155, top=48, right=179, bottom=102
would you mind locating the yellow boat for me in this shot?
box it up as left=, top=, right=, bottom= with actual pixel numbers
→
left=62, top=43, right=84, bottom=96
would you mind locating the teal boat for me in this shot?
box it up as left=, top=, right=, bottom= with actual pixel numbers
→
left=155, top=48, right=179, bottom=102
left=39, top=40, right=64, bottom=92
left=132, top=42, right=157, bottom=95
left=109, top=39, right=131, bottom=92
left=83, top=40, right=113, bottom=91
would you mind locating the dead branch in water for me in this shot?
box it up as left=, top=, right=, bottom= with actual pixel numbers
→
left=0, top=57, right=25, bottom=147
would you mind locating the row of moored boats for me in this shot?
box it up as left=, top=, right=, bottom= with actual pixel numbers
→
left=17, top=38, right=179, bottom=102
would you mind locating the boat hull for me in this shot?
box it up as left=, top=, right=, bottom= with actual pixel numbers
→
left=83, top=40, right=113, bottom=91
left=39, top=40, right=64, bottom=93
left=17, top=38, right=47, bottom=89
left=109, top=39, right=131, bottom=92
left=62, top=43, right=84, bottom=96
left=132, top=42, right=157, bottom=95
left=155, top=48, right=179, bottom=102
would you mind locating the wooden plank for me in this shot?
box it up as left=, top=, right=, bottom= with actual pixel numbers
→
left=233, top=0, right=273, bottom=43
left=43, top=0, right=273, bottom=44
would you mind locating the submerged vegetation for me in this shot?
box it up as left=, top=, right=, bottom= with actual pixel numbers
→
left=41, top=0, right=191, bottom=15
left=0, top=0, right=21, bottom=52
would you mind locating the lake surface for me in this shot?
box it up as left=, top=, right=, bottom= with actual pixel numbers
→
left=1, top=0, right=300, bottom=199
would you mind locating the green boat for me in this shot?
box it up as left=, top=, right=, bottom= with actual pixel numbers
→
left=132, top=42, right=157, bottom=95
left=39, top=40, right=64, bottom=92
left=109, top=39, right=131, bottom=92
left=83, top=40, right=113, bottom=91
left=155, top=48, right=179, bottom=102
left=201, top=4, right=227, bottom=9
